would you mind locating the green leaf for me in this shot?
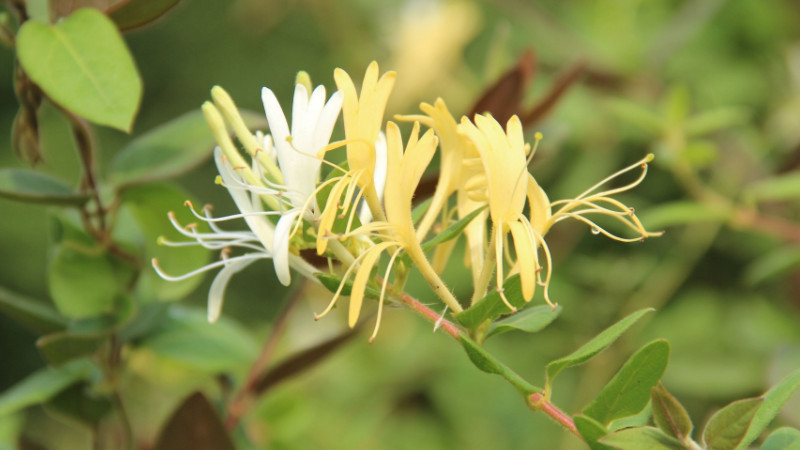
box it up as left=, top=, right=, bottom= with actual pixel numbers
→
left=0, top=285, right=66, bottom=334
left=486, top=304, right=561, bottom=339
left=140, top=306, right=258, bottom=373
left=584, top=340, right=670, bottom=426
left=651, top=383, right=694, bottom=442
left=545, top=308, right=653, bottom=391
left=411, top=197, right=433, bottom=223
left=121, top=183, right=211, bottom=302
left=420, top=206, right=486, bottom=252
left=459, top=335, right=540, bottom=395
left=108, top=0, right=182, bottom=31
left=640, top=200, right=730, bottom=229
left=744, top=172, right=800, bottom=203
left=48, top=244, right=120, bottom=319
left=703, top=397, right=763, bottom=450
left=36, top=295, right=135, bottom=366
left=739, top=369, right=800, bottom=449
left=454, top=274, right=526, bottom=329
left=761, top=428, right=800, bottom=450
left=684, top=107, right=749, bottom=137
left=314, top=273, right=383, bottom=299
left=154, top=392, right=235, bottom=450
left=44, top=382, right=112, bottom=427
left=744, top=247, right=800, bottom=286
left=600, top=426, right=688, bottom=450
left=608, top=99, right=665, bottom=136
left=0, top=359, right=93, bottom=416
left=574, top=415, right=615, bottom=450
left=108, top=110, right=266, bottom=188
left=0, top=169, right=89, bottom=206
left=16, top=8, right=142, bottom=132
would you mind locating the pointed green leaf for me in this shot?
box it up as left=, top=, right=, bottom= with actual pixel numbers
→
left=48, top=244, right=120, bottom=318
left=584, top=340, right=670, bottom=426
left=411, top=197, right=433, bottom=223
left=761, top=427, right=800, bottom=450
left=460, top=335, right=540, bottom=395
left=738, top=369, right=800, bottom=449
left=744, top=172, right=800, bottom=203
left=109, top=0, right=182, bottom=31
left=0, top=359, right=93, bottom=416
left=455, top=274, right=526, bottom=329
left=607, top=99, right=665, bottom=136
left=651, top=383, right=694, bottom=442
left=574, top=415, right=614, bottom=450
left=108, top=110, right=266, bottom=188
left=314, top=273, right=383, bottom=299
left=546, top=308, right=654, bottom=390
left=0, top=285, right=66, bottom=335
left=600, top=426, right=688, bottom=450
left=420, top=206, right=486, bottom=252
left=16, top=9, right=142, bottom=132
left=703, top=397, right=763, bottom=450
left=486, top=304, right=561, bottom=339
left=0, top=169, right=89, bottom=206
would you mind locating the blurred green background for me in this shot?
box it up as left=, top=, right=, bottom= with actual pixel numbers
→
left=1, top=0, right=799, bottom=448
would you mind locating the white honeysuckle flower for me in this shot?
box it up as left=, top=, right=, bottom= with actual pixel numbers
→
left=153, top=148, right=320, bottom=323
left=261, top=83, right=343, bottom=285
left=357, top=132, right=388, bottom=225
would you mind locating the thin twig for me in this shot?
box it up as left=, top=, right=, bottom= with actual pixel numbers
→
left=528, top=392, right=580, bottom=437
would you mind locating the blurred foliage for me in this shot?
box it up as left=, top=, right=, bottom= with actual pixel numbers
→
left=0, top=0, right=799, bottom=449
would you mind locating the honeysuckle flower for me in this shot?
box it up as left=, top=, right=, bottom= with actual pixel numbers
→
left=153, top=148, right=319, bottom=323
left=261, top=82, right=343, bottom=285
left=315, top=62, right=396, bottom=256
left=316, top=121, right=463, bottom=341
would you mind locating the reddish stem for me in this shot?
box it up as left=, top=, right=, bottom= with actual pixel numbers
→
left=394, top=290, right=461, bottom=340
left=528, top=392, right=580, bottom=437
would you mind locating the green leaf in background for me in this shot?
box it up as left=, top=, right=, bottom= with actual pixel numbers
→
left=0, top=359, right=93, bottom=416
left=454, top=274, right=526, bottom=329
left=459, top=335, right=540, bottom=395
left=16, top=8, right=142, bottom=132
left=108, top=110, right=266, bottom=188
left=744, top=172, right=800, bottom=203
left=684, top=107, right=749, bottom=137
left=36, top=295, right=135, bottom=366
left=744, top=247, right=800, bottom=286
left=121, top=183, right=210, bottom=302
left=545, top=308, right=654, bottom=392
left=0, top=169, right=89, bottom=206
left=315, top=273, right=382, bottom=299
left=411, top=197, right=433, bottom=223
left=420, top=206, right=486, bottom=252
left=139, top=306, right=259, bottom=373
left=607, top=99, right=665, bottom=136
left=486, top=304, right=561, bottom=339
left=48, top=244, right=119, bottom=319
left=702, top=397, right=763, bottom=450
left=640, top=200, right=730, bottom=229
left=154, top=392, right=235, bottom=450
left=651, top=383, right=694, bottom=443
left=0, top=285, right=66, bottom=334
left=574, top=415, right=615, bottom=450
left=761, top=428, right=800, bottom=450
left=584, top=339, right=670, bottom=426
left=738, top=369, right=800, bottom=449
left=600, top=426, right=687, bottom=450
left=44, top=382, right=112, bottom=427
left=109, top=0, right=182, bottom=31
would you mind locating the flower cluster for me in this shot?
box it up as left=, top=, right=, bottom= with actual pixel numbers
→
left=153, top=62, right=661, bottom=339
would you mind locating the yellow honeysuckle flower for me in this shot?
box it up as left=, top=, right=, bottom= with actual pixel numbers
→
left=458, top=113, right=541, bottom=310
left=315, top=62, right=396, bottom=255
left=316, top=121, right=463, bottom=341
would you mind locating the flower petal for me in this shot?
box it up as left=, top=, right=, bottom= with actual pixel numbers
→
left=273, top=209, right=302, bottom=286
left=208, top=257, right=256, bottom=323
